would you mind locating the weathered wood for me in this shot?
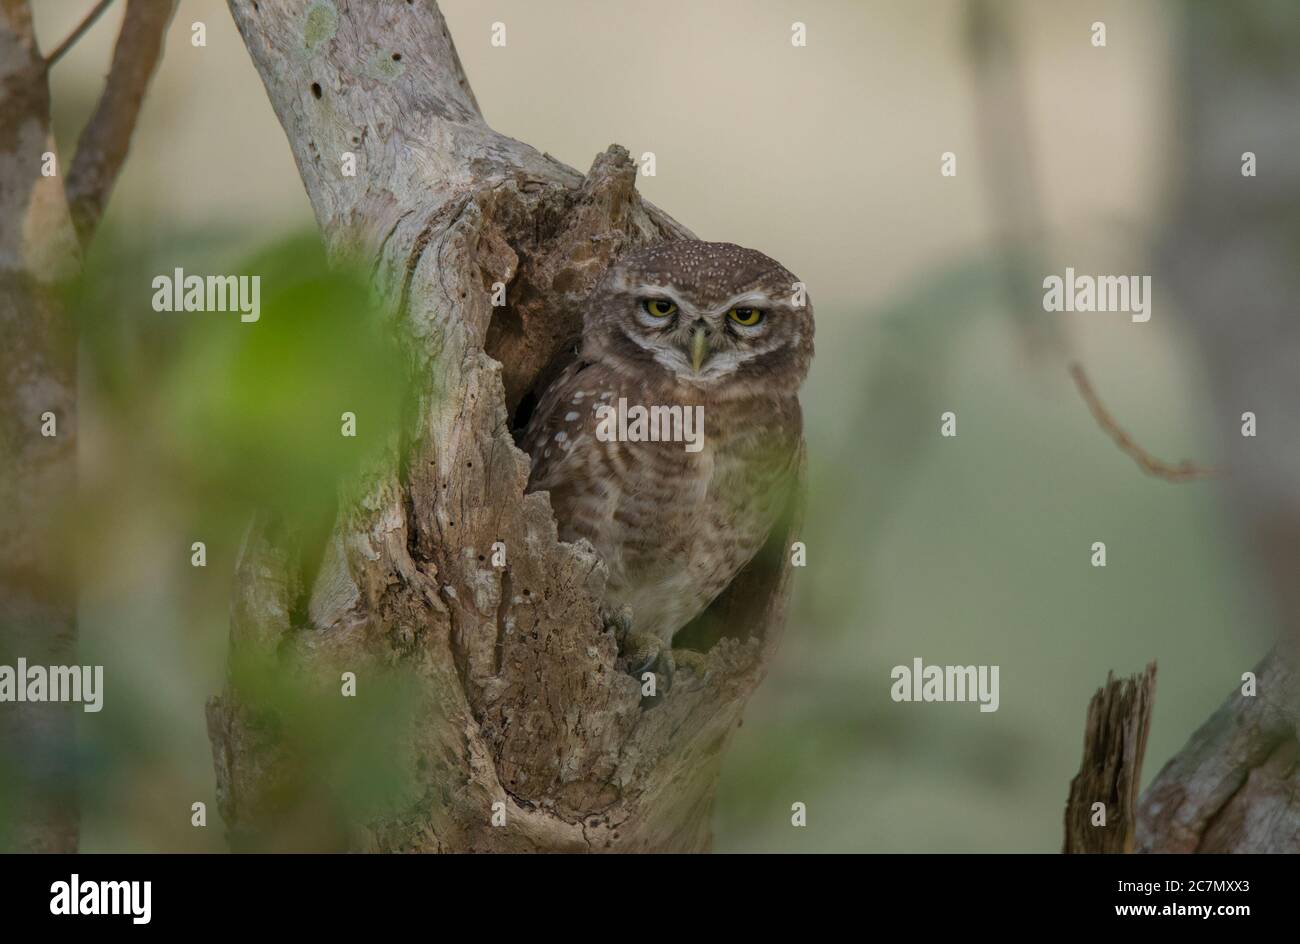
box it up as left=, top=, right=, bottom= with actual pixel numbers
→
left=1136, top=650, right=1299, bottom=852
left=208, top=0, right=803, bottom=851
left=1063, top=663, right=1156, bottom=853
left=1065, top=653, right=1300, bottom=853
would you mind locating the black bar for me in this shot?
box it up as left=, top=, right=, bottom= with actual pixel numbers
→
left=0, top=853, right=1279, bottom=930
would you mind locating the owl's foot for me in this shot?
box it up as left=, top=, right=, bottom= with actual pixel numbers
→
left=623, top=632, right=663, bottom=678
left=603, top=604, right=634, bottom=643
left=648, top=647, right=675, bottom=692
left=603, top=605, right=674, bottom=690
left=671, top=648, right=709, bottom=679
left=603, top=604, right=655, bottom=670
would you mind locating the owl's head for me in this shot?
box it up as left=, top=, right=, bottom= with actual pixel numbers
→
left=582, top=241, right=814, bottom=398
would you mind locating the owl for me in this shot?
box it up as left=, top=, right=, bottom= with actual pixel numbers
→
left=520, top=241, right=813, bottom=679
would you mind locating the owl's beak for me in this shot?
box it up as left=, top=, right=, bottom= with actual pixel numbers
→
left=690, top=325, right=710, bottom=372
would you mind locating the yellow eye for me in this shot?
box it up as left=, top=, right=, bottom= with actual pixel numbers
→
left=729, top=307, right=764, bottom=326
left=643, top=299, right=677, bottom=318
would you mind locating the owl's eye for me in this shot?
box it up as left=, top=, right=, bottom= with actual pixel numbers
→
left=642, top=299, right=677, bottom=318
left=728, top=307, right=764, bottom=327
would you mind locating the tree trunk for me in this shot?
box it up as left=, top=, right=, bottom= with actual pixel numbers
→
left=207, top=0, right=804, bottom=852
left=0, top=0, right=173, bottom=852
left=0, top=1, right=80, bottom=852
left=1136, top=651, right=1298, bottom=852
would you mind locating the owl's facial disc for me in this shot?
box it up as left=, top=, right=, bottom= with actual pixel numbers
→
left=584, top=242, right=812, bottom=398
left=621, top=286, right=783, bottom=384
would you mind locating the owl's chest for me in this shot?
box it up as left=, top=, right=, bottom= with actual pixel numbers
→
left=592, top=430, right=778, bottom=620
left=576, top=385, right=788, bottom=544
left=524, top=366, right=797, bottom=639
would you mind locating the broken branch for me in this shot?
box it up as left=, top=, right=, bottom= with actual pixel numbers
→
left=1063, top=662, right=1157, bottom=853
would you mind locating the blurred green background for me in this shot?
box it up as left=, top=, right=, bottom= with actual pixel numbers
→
left=28, top=0, right=1265, bottom=851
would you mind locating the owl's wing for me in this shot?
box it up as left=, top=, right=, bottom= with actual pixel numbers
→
left=519, top=358, right=604, bottom=494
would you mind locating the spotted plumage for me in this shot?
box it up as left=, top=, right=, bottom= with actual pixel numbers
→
left=521, top=241, right=813, bottom=654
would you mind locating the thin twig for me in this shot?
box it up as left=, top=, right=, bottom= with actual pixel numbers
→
left=44, top=0, right=116, bottom=69
left=1069, top=361, right=1220, bottom=482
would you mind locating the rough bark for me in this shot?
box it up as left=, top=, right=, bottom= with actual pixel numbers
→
left=1135, top=650, right=1298, bottom=852
left=1063, top=664, right=1156, bottom=853
left=207, top=0, right=804, bottom=852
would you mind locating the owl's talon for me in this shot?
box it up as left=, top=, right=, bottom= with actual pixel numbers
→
left=603, top=605, right=661, bottom=678
left=604, top=604, right=634, bottom=642
left=648, top=646, right=676, bottom=693
left=622, top=631, right=661, bottom=678
left=672, top=648, right=708, bottom=679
